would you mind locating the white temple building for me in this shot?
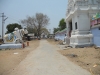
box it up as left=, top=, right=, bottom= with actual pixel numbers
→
left=65, top=0, right=100, bottom=47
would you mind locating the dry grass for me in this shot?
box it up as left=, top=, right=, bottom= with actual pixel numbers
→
left=0, top=40, right=40, bottom=75
left=59, top=48, right=100, bottom=75
left=48, top=39, right=100, bottom=75
left=47, top=39, right=63, bottom=45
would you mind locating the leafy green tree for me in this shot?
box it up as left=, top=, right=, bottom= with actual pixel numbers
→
left=53, top=18, right=66, bottom=34
left=53, top=28, right=60, bottom=34
left=6, top=23, right=22, bottom=33
left=59, top=18, right=66, bottom=31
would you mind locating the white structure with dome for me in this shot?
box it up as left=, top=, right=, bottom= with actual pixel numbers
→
left=65, top=0, right=100, bottom=47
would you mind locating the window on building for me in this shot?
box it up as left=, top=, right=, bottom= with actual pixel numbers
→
left=75, top=22, right=78, bottom=29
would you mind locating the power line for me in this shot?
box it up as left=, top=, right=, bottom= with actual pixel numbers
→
left=7, top=16, right=20, bottom=22
left=6, top=13, right=21, bottom=22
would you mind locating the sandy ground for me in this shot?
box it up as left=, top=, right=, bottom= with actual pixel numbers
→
left=47, top=39, right=100, bottom=75
left=2, top=40, right=91, bottom=75
left=0, top=40, right=40, bottom=75
left=0, top=39, right=99, bottom=75
left=59, top=48, right=100, bottom=75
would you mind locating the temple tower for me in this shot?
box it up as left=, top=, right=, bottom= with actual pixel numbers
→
left=65, top=0, right=100, bottom=47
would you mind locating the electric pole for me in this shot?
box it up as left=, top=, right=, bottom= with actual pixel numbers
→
left=1, top=13, right=8, bottom=40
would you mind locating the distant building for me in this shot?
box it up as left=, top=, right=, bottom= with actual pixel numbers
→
left=91, top=13, right=100, bottom=47
left=54, top=28, right=67, bottom=41
left=65, top=0, right=100, bottom=47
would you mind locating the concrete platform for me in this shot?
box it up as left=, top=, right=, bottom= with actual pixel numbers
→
left=0, top=44, right=22, bottom=49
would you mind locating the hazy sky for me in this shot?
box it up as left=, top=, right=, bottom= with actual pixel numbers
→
left=0, top=0, right=68, bottom=35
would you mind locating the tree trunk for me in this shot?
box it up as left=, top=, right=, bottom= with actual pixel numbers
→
left=37, top=32, right=41, bottom=40
left=37, top=27, right=41, bottom=40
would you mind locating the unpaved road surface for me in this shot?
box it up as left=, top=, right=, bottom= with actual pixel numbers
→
left=4, top=40, right=91, bottom=75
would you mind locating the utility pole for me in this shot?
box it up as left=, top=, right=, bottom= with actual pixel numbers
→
left=1, top=13, right=8, bottom=40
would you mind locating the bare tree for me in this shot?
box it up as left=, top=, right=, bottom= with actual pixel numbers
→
left=21, top=13, right=50, bottom=39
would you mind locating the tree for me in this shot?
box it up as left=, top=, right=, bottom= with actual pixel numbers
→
left=53, top=28, right=60, bottom=34
left=6, top=23, right=22, bottom=33
left=27, top=27, right=38, bottom=36
left=59, top=18, right=66, bottom=31
left=41, top=28, right=49, bottom=34
left=53, top=18, right=66, bottom=34
left=27, top=27, right=35, bottom=33
left=21, top=13, right=50, bottom=39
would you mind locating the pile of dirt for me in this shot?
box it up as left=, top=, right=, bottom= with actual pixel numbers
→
left=0, top=40, right=40, bottom=75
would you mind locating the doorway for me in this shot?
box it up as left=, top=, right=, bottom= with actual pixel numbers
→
left=68, top=20, right=72, bottom=37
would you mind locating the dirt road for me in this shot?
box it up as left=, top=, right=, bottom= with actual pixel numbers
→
left=4, top=40, right=91, bottom=75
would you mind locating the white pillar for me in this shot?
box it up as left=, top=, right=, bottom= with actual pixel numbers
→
left=66, top=21, right=69, bottom=37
